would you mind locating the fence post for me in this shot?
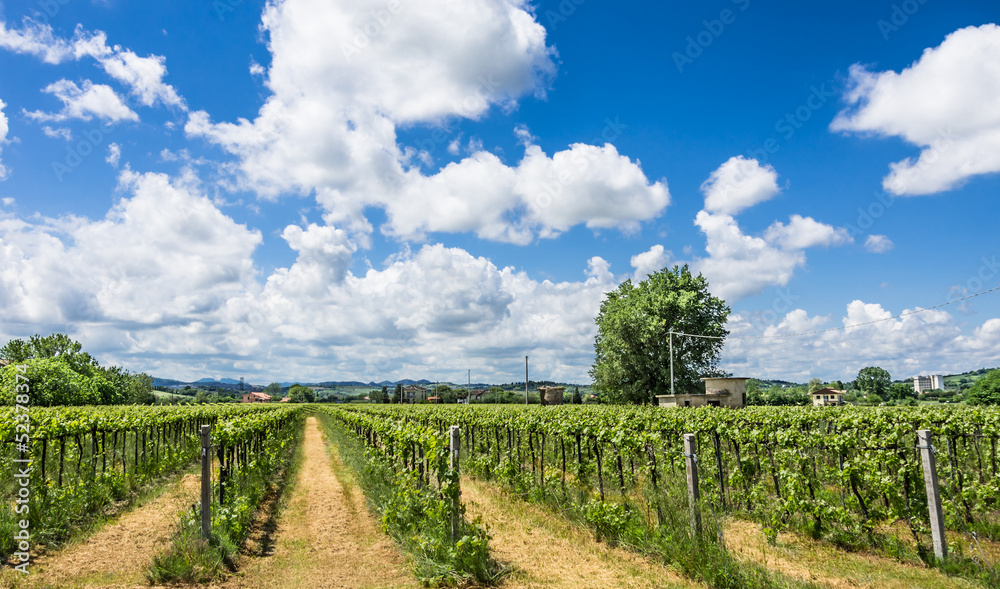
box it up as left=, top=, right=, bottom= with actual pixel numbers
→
left=200, top=425, right=211, bottom=539
left=684, top=433, right=702, bottom=539
left=918, top=430, right=947, bottom=560
left=450, top=425, right=461, bottom=542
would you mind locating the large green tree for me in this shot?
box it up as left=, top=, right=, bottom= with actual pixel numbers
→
left=590, top=265, right=729, bottom=404
left=967, top=370, right=1000, bottom=405
left=854, top=366, right=891, bottom=399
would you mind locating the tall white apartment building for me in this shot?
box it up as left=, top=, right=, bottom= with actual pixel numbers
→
left=913, top=374, right=945, bottom=393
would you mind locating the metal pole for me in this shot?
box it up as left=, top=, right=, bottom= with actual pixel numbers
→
left=525, top=356, right=529, bottom=405
left=200, top=425, right=211, bottom=539
left=450, top=425, right=460, bottom=541
left=669, top=329, right=675, bottom=396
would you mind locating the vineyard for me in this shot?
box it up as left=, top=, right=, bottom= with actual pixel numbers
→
left=3, top=402, right=999, bottom=587
left=0, top=403, right=304, bottom=565
left=327, top=404, right=1000, bottom=585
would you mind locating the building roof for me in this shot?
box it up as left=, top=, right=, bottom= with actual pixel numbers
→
left=812, top=388, right=846, bottom=395
left=244, top=392, right=272, bottom=400
left=403, top=385, right=429, bottom=392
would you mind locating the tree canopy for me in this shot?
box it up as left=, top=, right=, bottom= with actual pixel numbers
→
left=854, top=366, right=891, bottom=399
left=0, top=334, right=154, bottom=406
left=967, top=370, right=1000, bottom=405
left=288, top=384, right=315, bottom=403
left=590, top=265, right=729, bottom=404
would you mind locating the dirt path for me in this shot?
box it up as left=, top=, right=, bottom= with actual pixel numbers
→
left=460, top=477, right=702, bottom=589
left=219, top=416, right=418, bottom=589
left=725, top=519, right=979, bottom=589
left=1, top=472, right=200, bottom=588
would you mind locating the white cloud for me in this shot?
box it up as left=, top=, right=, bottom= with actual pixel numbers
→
left=0, top=170, right=262, bottom=327
left=630, top=244, right=670, bottom=282
left=0, top=19, right=185, bottom=111
left=763, top=214, right=851, bottom=250
left=106, top=142, right=121, bottom=167
left=723, top=301, right=997, bottom=382
left=0, top=99, right=8, bottom=180
left=864, top=234, right=893, bottom=253
left=42, top=125, right=72, bottom=140
left=692, top=158, right=851, bottom=301
left=701, top=155, right=780, bottom=215
left=186, top=0, right=666, bottom=245
left=26, top=79, right=138, bottom=122
left=831, top=24, right=1000, bottom=195
left=0, top=18, right=76, bottom=63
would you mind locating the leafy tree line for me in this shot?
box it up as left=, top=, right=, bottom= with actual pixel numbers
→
left=0, top=333, right=155, bottom=406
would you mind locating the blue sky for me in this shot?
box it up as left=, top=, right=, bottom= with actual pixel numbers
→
left=0, top=0, right=997, bottom=385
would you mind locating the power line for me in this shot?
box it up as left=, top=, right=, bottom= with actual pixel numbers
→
left=673, top=283, right=1000, bottom=341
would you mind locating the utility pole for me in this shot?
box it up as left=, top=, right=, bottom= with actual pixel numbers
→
left=525, top=356, right=529, bottom=405
left=669, top=329, right=675, bottom=396
left=468, top=369, right=471, bottom=404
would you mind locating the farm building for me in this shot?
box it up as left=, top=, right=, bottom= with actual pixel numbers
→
left=403, top=385, right=430, bottom=403
left=655, top=377, right=748, bottom=408
left=811, top=388, right=845, bottom=406
left=241, top=392, right=272, bottom=403
left=537, top=385, right=565, bottom=405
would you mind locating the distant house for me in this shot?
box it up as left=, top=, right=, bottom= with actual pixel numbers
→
left=279, top=397, right=290, bottom=403
left=812, top=388, right=845, bottom=406
left=403, top=385, right=430, bottom=404
left=656, top=377, right=748, bottom=408
left=466, top=389, right=488, bottom=403
left=427, top=396, right=441, bottom=404
left=241, top=392, right=272, bottom=403
left=0, top=358, right=9, bottom=368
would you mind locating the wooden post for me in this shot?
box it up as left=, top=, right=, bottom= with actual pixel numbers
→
left=918, top=430, right=947, bottom=560
left=200, top=425, right=211, bottom=539
left=450, top=425, right=460, bottom=542
left=684, top=434, right=702, bottom=539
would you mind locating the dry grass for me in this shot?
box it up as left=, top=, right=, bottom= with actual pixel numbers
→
left=460, top=476, right=702, bottom=589
left=724, top=519, right=982, bottom=589
left=0, top=472, right=200, bottom=588
left=215, top=416, right=418, bottom=589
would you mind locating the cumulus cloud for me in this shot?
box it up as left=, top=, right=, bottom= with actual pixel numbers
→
left=864, top=234, right=893, bottom=253
left=630, top=244, right=670, bottom=282
left=0, top=18, right=185, bottom=112
left=692, top=158, right=851, bottom=301
left=0, top=170, right=262, bottom=327
left=185, top=0, right=667, bottom=245
left=25, top=79, right=138, bottom=122
left=831, top=24, right=1000, bottom=195
left=723, top=301, right=997, bottom=381
left=701, top=156, right=780, bottom=215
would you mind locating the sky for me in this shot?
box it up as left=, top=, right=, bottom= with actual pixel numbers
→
left=0, top=0, right=998, bottom=385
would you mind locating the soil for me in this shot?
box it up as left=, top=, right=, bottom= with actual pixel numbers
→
left=460, top=476, right=702, bottom=589
left=216, top=416, right=418, bottom=589
left=0, top=472, right=200, bottom=588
